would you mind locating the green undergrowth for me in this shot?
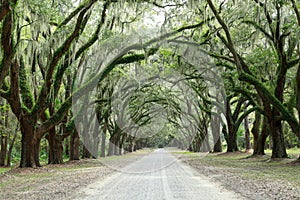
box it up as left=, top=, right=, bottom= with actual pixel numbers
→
left=0, top=167, right=11, bottom=174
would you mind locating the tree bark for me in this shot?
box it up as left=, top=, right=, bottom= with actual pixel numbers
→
left=119, top=133, right=126, bottom=155
left=19, top=117, right=35, bottom=167
left=65, top=137, right=69, bottom=156
left=114, top=128, right=122, bottom=156
left=70, top=129, right=80, bottom=160
left=107, top=139, right=114, bottom=156
left=226, top=134, right=238, bottom=152
left=92, top=121, right=100, bottom=159
left=269, top=115, right=287, bottom=158
left=223, top=125, right=239, bottom=152
left=47, top=127, right=64, bottom=164
left=254, top=116, right=269, bottom=155
left=100, top=124, right=107, bottom=157
left=33, top=136, right=42, bottom=167
left=194, top=135, right=201, bottom=152
left=211, top=115, right=222, bottom=152
left=244, top=111, right=251, bottom=151
left=0, top=99, right=7, bottom=166
left=6, top=130, right=17, bottom=166
left=251, top=111, right=261, bottom=154
left=107, top=130, right=116, bottom=156
left=200, top=135, right=211, bottom=152
left=82, top=146, right=91, bottom=158
left=0, top=130, right=8, bottom=166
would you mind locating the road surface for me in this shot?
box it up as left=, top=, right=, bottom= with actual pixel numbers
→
left=72, top=149, right=244, bottom=200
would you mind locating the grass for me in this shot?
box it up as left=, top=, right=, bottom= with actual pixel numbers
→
left=0, top=167, right=12, bottom=174
left=176, top=149, right=300, bottom=185
left=172, top=151, right=196, bottom=155
left=264, top=148, right=299, bottom=159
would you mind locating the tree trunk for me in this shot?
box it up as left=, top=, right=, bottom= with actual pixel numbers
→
left=6, top=130, right=17, bottom=166
left=107, top=136, right=115, bottom=156
left=65, top=137, right=69, bottom=156
left=70, top=129, right=80, bottom=160
left=82, top=146, right=91, bottom=158
left=47, top=128, right=54, bottom=164
left=133, top=140, right=138, bottom=151
left=269, top=116, right=288, bottom=158
left=127, top=136, right=133, bottom=152
left=114, top=135, right=120, bottom=156
left=251, top=111, right=261, bottom=154
left=0, top=131, right=7, bottom=166
left=136, top=140, right=141, bottom=150
left=200, top=135, right=211, bottom=152
left=107, top=142, right=114, bottom=156
left=47, top=127, right=64, bottom=164
left=92, top=121, right=100, bottom=159
left=223, top=125, right=238, bottom=152
left=188, top=143, right=193, bottom=151
left=33, top=136, right=42, bottom=167
left=119, top=133, right=126, bottom=155
left=81, top=132, right=91, bottom=159
left=211, top=115, right=222, bottom=152
left=100, top=125, right=106, bottom=157
left=19, top=118, right=36, bottom=167
left=224, top=98, right=239, bottom=152
left=226, top=134, right=238, bottom=152
left=254, top=116, right=269, bottom=155
left=73, top=129, right=80, bottom=160
left=70, top=131, right=75, bottom=160
left=53, top=134, right=64, bottom=163
left=0, top=107, right=9, bottom=166
left=244, top=113, right=251, bottom=151
left=194, top=135, right=201, bottom=152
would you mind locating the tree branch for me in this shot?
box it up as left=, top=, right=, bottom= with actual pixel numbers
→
left=52, top=1, right=110, bottom=100
left=0, top=12, right=14, bottom=90
left=0, top=0, right=17, bottom=22
left=234, top=107, right=257, bottom=131
left=32, top=1, right=96, bottom=115
left=291, top=0, right=300, bottom=26
left=242, top=20, right=273, bottom=41
left=56, top=0, right=97, bottom=29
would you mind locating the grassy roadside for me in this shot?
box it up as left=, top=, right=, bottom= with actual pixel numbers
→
left=0, top=149, right=152, bottom=200
left=173, top=148, right=300, bottom=200
left=0, top=167, right=11, bottom=174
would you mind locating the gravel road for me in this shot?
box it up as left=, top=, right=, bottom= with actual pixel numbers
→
left=72, top=149, right=245, bottom=200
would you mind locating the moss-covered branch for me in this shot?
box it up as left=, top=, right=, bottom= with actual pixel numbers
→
left=7, top=59, right=22, bottom=118
left=32, top=1, right=96, bottom=115
left=19, top=56, right=34, bottom=110
left=0, top=11, right=14, bottom=91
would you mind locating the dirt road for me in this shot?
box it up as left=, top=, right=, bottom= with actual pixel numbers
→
left=72, top=149, right=244, bottom=200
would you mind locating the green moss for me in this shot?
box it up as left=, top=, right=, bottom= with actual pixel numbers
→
left=19, top=57, right=34, bottom=109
